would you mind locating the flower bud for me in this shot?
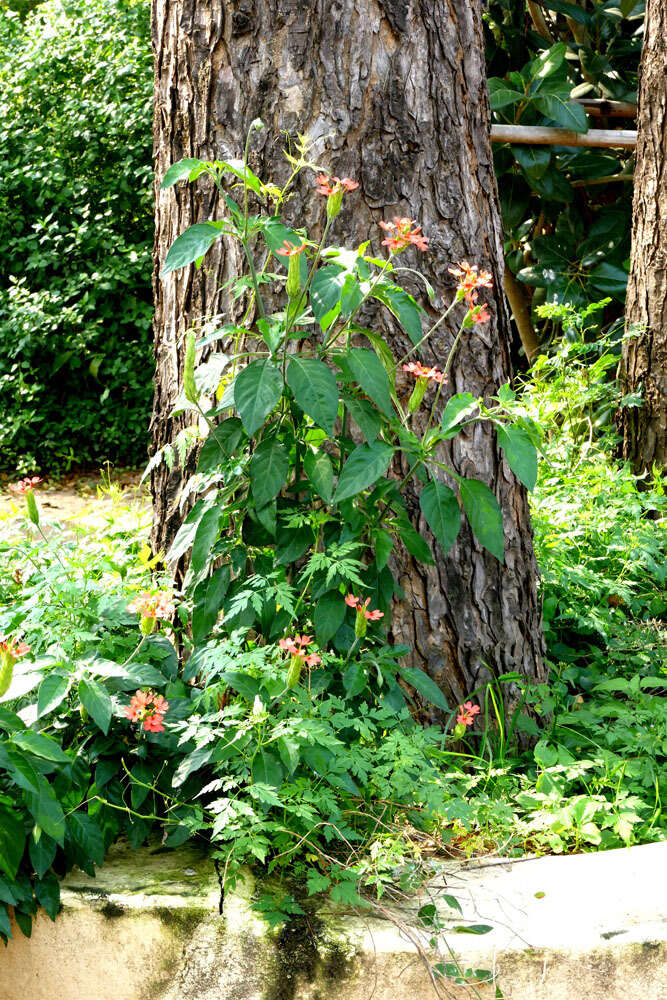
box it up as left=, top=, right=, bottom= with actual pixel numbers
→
left=453, top=721, right=467, bottom=740
left=326, top=187, right=344, bottom=220
left=140, top=615, right=156, bottom=637
left=407, top=377, right=427, bottom=414
left=354, top=608, right=367, bottom=640
left=0, top=651, right=14, bottom=698
left=286, top=654, right=303, bottom=689
left=25, top=489, right=39, bottom=526
left=286, top=253, right=301, bottom=301
left=183, top=330, right=199, bottom=404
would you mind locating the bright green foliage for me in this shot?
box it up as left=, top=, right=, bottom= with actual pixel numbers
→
left=0, top=0, right=153, bottom=472
left=485, top=2, right=642, bottom=329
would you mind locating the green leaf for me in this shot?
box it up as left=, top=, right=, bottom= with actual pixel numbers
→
left=29, top=833, right=56, bottom=879
left=343, top=349, right=394, bottom=418
left=250, top=439, right=289, bottom=509
left=344, top=396, right=381, bottom=442
left=401, top=667, right=449, bottom=712
left=26, top=776, right=66, bottom=843
left=161, top=222, right=224, bottom=276
left=3, top=746, right=41, bottom=795
left=287, top=357, right=339, bottom=435
left=190, top=506, right=221, bottom=580
left=513, top=145, right=551, bottom=180
left=460, top=479, right=504, bottom=562
left=79, top=677, right=113, bottom=735
left=37, top=674, right=69, bottom=719
left=539, top=0, right=590, bottom=24
left=453, top=924, right=493, bottom=935
left=440, top=393, right=478, bottom=437
left=221, top=671, right=259, bottom=701
left=192, top=565, right=230, bottom=644
left=420, top=482, right=460, bottom=555
left=216, top=157, right=263, bottom=195
left=68, top=813, right=105, bottom=868
left=396, top=517, right=434, bottom=564
left=0, top=806, right=24, bottom=880
left=35, top=871, right=60, bottom=921
left=313, top=590, right=346, bottom=645
left=160, top=158, right=205, bottom=189
left=533, top=93, right=588, bottom=133
left=334, top=441, right=395, bottom=503
left=252, top=751, right=284, bottom=790
left=305, top=450, right=334, bottom=504
left=343, top=662, right=368, bottom=697
left=12, top=732, right=69, bottom=764
left=310, top=266, right=346, bottom=330
left=371, top=283, right=424, bottom=345
left=234, top=359, right=284, bottom=436
left=588, top=262, right=628, bottom=300
left=497, top=425, right=538, bottom=490
left=374, top=528, right=393, bottom=570
left=262, top=218, right=305, bottom=260
left=489, top=87, right=525, bottom=111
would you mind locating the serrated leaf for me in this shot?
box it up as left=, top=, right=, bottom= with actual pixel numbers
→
left=420, top=481, right=460, bottom=555
left=287, top=357, right=339, bottom=435
left=460, top=479, right=504, bottom=563
left=234, top=359, right=284, bottom=436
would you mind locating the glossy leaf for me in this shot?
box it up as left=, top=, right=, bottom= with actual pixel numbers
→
left=79, top=678, right=113, bottom=735
left=401, top=666, right=449, bottom=712
left=161, top=222, right=224, bottom=276
left=234, top=359, right=284, bottom=436
left=420, top=481, right=460, bottom=555
left=305, top=450, right=334, bottom=504
left=334, top=440, right=394, bottom=503
left=497, top=425, right=538, bottom=490
left=287, top=357, right=339, bottom=435
left=250, top=438, right=289, bottom=509
left=344, top=349, right=393, bottom=418
left=460, top=479, right=504, bottom=563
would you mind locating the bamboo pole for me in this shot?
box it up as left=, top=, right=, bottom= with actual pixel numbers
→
left=574, top=99, right=637, bottom=118
left=491, top=125, right=637, bottom=149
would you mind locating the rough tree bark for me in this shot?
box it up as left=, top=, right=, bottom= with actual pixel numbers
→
left=618, top=0, right=667, bottom=475
left=150, top=0, right=546, bottom=709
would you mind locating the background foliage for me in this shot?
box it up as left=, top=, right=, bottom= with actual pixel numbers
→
left=0, top=0, right=153, bottom=473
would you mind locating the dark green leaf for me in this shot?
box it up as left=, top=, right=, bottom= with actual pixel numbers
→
left=35, top=872, right=60, bottom=921
left=192, top=565, right=230, bottom=644
left=344, top=349, right=394, bottom=418
left=29, top=833, right=56, bottom=879
left=344, top=396, right=381, bottom=441
left=79, top=677, right=113, bottom=735
left=252, top=751, right=284, bottom=790
left=12, top=732, right=69, bottom=764
left=371, top=283, right=424, bottom=345
left=533, top=93, right=588, bottom=133
left=310, top=266, right=346, bottom=329
left=0, top=806, right=24, bottom=880
left=314, top=591, right=346, bottom=645
left=305, top=450, right=334, bottom=504
left=287, top=357, right=339, bottom=435
left=401, top=666, right=449, bottom=712
left=26, top=776, right=66, bottom=843
left=161, top=222, right=224, bottom=276
left=160, top=158, right=205, bottom=189
left=460, top=479, right=504, bottom=562
left=190, top=506, right=221, bottom=580
left=420, top=482, right=460, bottom=555
left=234, top=359, right=284, bottom=436
left=497, top=425, right=538, bottom=490
left=250, top=439, right=289, bottom=510
left=343, top=662, right=368, bottom=697
left=440, top=393, right=478, bottom=437
left=37, top=674, right=69, bottom=719
left=334, top=441, right=394, bottom=503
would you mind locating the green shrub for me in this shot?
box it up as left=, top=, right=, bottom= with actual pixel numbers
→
left=0, top=0, right=153, bottom=472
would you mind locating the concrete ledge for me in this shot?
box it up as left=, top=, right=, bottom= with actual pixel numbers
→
left=2, top=841, right=665, bottom=999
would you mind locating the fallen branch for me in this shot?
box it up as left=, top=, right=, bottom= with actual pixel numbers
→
left=491, top=124, right=637, bottom=149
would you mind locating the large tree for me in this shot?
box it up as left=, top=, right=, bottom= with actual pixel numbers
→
left=150, top=0, right=546, bottom=709
left=618, top=0, right=666, bottom=475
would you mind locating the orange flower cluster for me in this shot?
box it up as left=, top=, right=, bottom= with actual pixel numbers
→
left=279, top=634, right=321, bottom=667
left=124, top=690, right=169, bottom=733
left=456, top=701, right=481, bottom=727
left=345, top=594, right=384, bottom=621
left=276, top=240, right=305, bottom=258
left=448, top=261, right=493, bottom=325
left=8, top=477, right=42, bottom=494
left=379, top=216, right=428, bottom=253
left=402, top=362, right=445, bottom=384
left=127, top=591, right=175, bottom=620
left=0, top=635, right=30, bottom=661
left=315, top=174, right=359, bottom=196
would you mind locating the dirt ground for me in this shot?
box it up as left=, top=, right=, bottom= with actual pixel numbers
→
left=0, top=468, right=149, bottom=522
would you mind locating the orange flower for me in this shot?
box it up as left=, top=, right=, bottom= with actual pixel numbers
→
left=471, top=304, right=491, bottom=324
left=402, top=362, right=445, bottom=384
left=124, top=689, right=169, bottom=732
left=8, top=476, right=42, bottom=495
left=379, top=217, right=429, bottom=253
left=276, top=240, right=305, bottom=257
left=345, top=594, right=384, bottom=621
left=127, top=591, right=175, bottom=625
left=0, top=635, right=30, bottom=661
left=456, top=701, right=481, bottom=726
left=315, top=174, right=359, bottom=196
left=448, top=261, right=493, bottom=306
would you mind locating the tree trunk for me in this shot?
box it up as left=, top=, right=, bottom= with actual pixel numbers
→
left=618, top=0, right=667, bottom=476
left=150, top=0, right=546, bottom=709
